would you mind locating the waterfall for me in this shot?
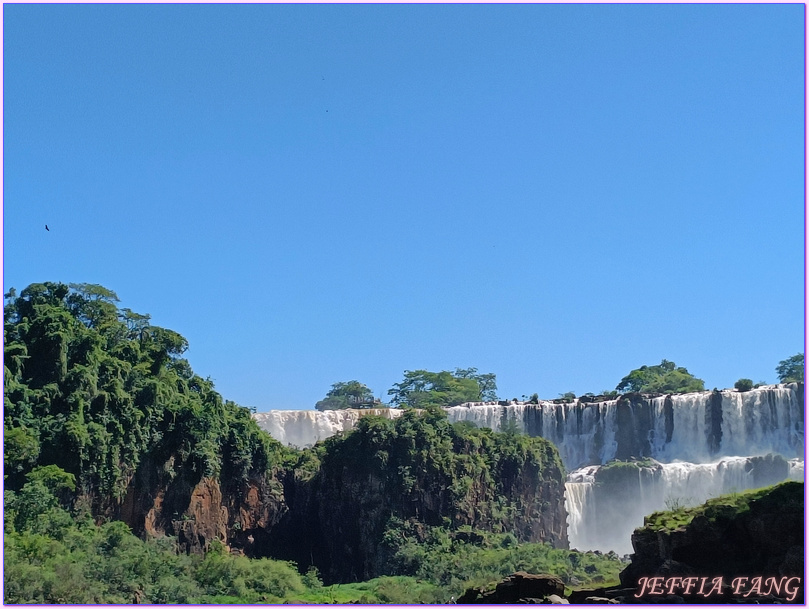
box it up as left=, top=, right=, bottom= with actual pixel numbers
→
left=717, top=385, right=804, bottom=458
left=254, top=385, right=803, bottom=464
left=565, top=456, right=793, bottom=555
left=445, top=402, right=525, bottom=432
left=253, top=384, right=804, bottom=555
left=648, top=393, right=714, bottom=463
left=253, top=408, right=403, bottom=448
left=565, top=467, right=598, bottom=550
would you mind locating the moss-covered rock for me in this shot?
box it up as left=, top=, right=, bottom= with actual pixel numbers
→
left=620, top=481, right=804, bottom=602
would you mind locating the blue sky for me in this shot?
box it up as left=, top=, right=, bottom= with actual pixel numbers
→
left=3, top=4, right=804, bottom=410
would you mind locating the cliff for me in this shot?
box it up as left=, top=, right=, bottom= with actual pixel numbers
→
left=113, top=407, right=569, bottom=585
left=619, top=481, right=804, bottom=603
left=265, top=407, right=569, bottom=583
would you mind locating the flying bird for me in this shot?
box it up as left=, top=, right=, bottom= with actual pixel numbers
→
left=45, top=224, right=49, bottom=231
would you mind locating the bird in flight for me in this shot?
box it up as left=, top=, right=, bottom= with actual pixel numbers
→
left=45, top=224, right=49, bottom=231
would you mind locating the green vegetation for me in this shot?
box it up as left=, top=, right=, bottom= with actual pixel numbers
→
left=594, top=459, right=657, bottom=487
left=291, top=576, right=444, bottom=604
left=641, top=481, right=802, bottom=533
left=381, top=526, right=623, bottom=598
left=615, top=359, right=705, bottom=394
left=776, top=353, right=804, bottom=383
left=3, top=282, right=627, bottom=603
left=3, top=282, right=295, bottom=503
left=4, top=461, right=622, bottom=604
left=387, top=367, right=497, bottom=408
left=734, top=378, right=754, bottom=392
left=317, top=405, right=565, bottom=544
left=3, top=467, right=307, bottom=603
left=18, top=281, right=794, bottom=603
left=314, top=380, right=379, bottom=411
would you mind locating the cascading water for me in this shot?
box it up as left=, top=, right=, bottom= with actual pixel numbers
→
left=253, top=408, right=403, bottom=448
left=253, top=384, right=804, bottom=556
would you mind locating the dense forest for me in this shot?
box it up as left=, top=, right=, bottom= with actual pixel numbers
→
left=4, top=282, right=626, bottom=603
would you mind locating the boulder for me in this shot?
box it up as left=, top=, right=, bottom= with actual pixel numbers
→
left=545, top=593, right=569, bottom=603
left=458, top=572, right=566, bottom=604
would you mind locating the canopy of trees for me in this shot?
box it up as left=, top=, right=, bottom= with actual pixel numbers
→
left=387, top=368, right=498, bottom=408
left=3, top=282, right=291, bottom=503
left=315, top=381, right=379, bottom=411
left=776, top=353, right=804, bottom=383
left=615, top=359, right=705, bottom=394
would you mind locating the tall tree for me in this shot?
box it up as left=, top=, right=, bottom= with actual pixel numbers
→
left=776, top=353, right=804, bottom=383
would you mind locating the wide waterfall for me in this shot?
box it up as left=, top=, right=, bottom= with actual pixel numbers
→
left=253, top=384, right=804, bottom=555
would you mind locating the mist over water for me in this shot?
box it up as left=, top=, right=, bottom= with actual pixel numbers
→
left=253, top=384, right=804, bottom=556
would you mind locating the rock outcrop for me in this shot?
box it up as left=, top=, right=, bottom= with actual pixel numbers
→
left=118, top=448, right=289, bottom=555
left=268, top=409, right=569, bottom=583
left=618, top=481, right=804, bottom=603
left=458, top=572, right=566, bottom=604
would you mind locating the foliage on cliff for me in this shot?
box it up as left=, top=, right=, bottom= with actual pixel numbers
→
left=3, top=281, right=623, bottom=602
left=3, top=282, right=295, bottom=509
left=620, top=481, right=804, bottom=596
left=4, top=461, right=622, bottom=604
left=288, top=406, right=568, bottom=583
left=615, top=359, right=705, bottom=394
left=387, top=368, right=498, bottom=407
left=594, top=458, right=658, bottom=487
left=3, top=463, right=308, bottom=603
left=314, top=380, right=379, bottom=410
left=320, top=405, right=564, bottom=521
left=4, top=470, right=620, bottom=604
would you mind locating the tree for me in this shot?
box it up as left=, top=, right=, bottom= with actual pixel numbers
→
left=776, top=354, right=804, bottom=383
left=387, top=369, right=497, bottom=408
left=453, top=368, right=498, bottom=401
left=615, top=359, right=704, bottom=394
left=315, top=381, right=378, bottom=411
left=734, top=378, right=754, bottom=392
left=3, top=281, right=289, bottom=507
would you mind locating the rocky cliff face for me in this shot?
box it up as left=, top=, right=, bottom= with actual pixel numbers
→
left=115, top=409, right=570, bottom=585
left=619, top=481, right=804, bottom=603
left=267, top=409, right=569, bottom=583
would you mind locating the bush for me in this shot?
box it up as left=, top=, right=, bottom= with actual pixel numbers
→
left=734, top=378, right=753, bottom=392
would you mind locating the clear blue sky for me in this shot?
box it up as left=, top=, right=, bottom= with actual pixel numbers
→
left=3, top=4, right=805, bottom=411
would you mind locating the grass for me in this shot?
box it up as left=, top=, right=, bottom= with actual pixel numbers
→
left=640, top=481, right=802, bottom=533
left=290, top=576, right=444, bottom=604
